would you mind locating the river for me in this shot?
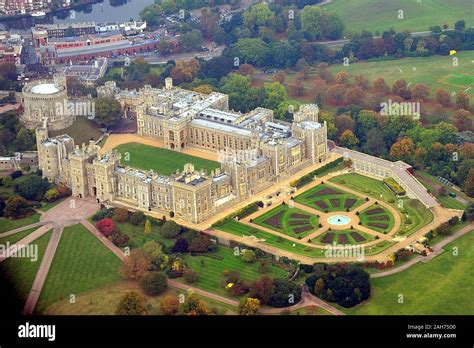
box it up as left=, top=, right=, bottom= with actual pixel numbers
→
left=0, top=0, right=155, bottom=33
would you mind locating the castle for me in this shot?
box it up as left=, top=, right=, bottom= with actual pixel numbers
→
left=36, top=78, right=328, bottom=223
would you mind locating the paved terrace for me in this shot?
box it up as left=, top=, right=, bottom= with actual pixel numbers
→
left=333, top=147, right=439, bottom=208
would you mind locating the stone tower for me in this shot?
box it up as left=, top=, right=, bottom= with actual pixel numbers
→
left=93, top=151, right=121, bottom=203
left=293, top=104, right=319, bottom=123
left=69, top=142, right=99, bottom=198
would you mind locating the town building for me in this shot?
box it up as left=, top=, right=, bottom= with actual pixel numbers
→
left=63, top=57, right=108, bottom=86
left=36, top=79, right=329, bottom=223
left=0, top=30, right=22, bottom=64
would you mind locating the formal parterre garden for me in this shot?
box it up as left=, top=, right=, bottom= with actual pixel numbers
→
left=358, top=204, right=395, bottom=234
left=294, top=183, right=364, bottom=213
left=313, top=229, right=376, bottom=246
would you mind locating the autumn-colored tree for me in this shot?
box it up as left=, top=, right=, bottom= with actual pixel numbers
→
left=115, top=291, right=147, bottom=315
left=188, top=234, right=211, bottom=253
left=456, top=92, right=470, bottom=110
left=354, top=75, right=369, bottom=90
left=464, top=169, right=474, bottom=197
left=144, top=219, right=152, bottom=236
left=159, top=295, right=180, bottom=315
left=392, top=79, right=411, bottom=99
left=292, top=77, right=305, bottom=96
left=373, top=77, right=390, bottom=95
left=96, top=218, right=115, bottom=237
left=272, top=70, right=287, bottom=84
left=453, top=109, right=472, bottom=132
left=411, top=83, right=430, bottom=100
left=170, top=59, right=200, bottom=84
left=238, top=297, right=260, bottom=315
left=390, top=137, right=415, bottom=162
left=239, top=64, right=256, bottom=77
left=193, top=84, right=213, bottom=95
left=339, top=130, right=359, bottom=149
left=335, top=71, right=350, bottom=85
left=119, top=249, right=152, bottom=281
left=312, top=77, right=327, bottom=95
left=3, top=196, right=33, bottom=219
left=248, top=276, right=274, bottom=305
left=180, top=293, right=210, bottom=315
left=316, top=62, right=332, bottom=82
left=345, top=86, right=365, bottom=106
left=460, top=143, right=474, bottom=159
left=435, top=88, right=451, bottom=107
left=327, top=84, right=346, bottom=104
left=114, top=208, right=130, bottom=223
left=335, top=114, right=356, bottom=136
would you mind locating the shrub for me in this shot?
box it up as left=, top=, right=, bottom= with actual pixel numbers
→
left=268, top=279, right=302, bottom=308
left=110, top=230, right=130, bottom=248
left=96, top=218, right=115, bottom=237
left=241, top=250, right=257, bottom=263
left=188, top=234, right=211, bottom=253
left=14, top=175, right=50, bottom=201
left=161, top=220, right=181, bottom=238
left=159, top=295, right=180, bottom=315
left=130, top=211, right=145, bottom=225
left=183, top=269, right=199, bottom=284
left=43, top=188, right=60, bottom=202
left=114, top=208, right=130, bottom=223
left=115, top=291, right=147, bottom=315
left=172, top=237, right=189, bottom=253
left=92, top=208, right=115, bottom=221
left=10, top=170, right=22, bottom=179
left=138, top=272, right=168, bottom=296
left=4, top=196, right=33, bottom=219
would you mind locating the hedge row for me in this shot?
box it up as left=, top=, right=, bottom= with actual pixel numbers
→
left=290, top=157, right=344, bottom=188
left=212, top=201, right=263, bottom=226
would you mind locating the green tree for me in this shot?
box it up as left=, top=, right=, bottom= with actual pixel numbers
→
left=301, top=6, right=323, bottom=39
left=262, top=82, right=288, bottom=110
left=339, top=130, right=359, bottom=149
left=94, top=97, right=123, bottom=127
left=180, top=30, right=203, bottom=51
left=4, top=196, right=33, bottom=219
left=241, top=249, right=257, bottom=263
left=144, top=219, right=152, bottom=236
left=15, top=175, right=50, bottom=201
left=161, top=220, right=181, bottom=238
left=326, top=13, right=345, bottom=40
left=138, top=272, right=168, bottom=296
left=243, top=3, right=275, bottom=34
left=143, top=241, right=168, bottom=270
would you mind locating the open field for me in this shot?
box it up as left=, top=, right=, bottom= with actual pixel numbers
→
left=295, top=183, right=364, bottom=213
left=50, top=117, right=103, bottom=145
left=178, top=246, right=287, bottom=298
left=0, top=230, right=52, bottom=313
left=322, top=0, right=474, bottom=34
left=342, top=230, right=474, bottom=315
left=253, top=204, right=319, bottom=238
left=115, top=142, right=219, bottom=175
left=0, top=226, right=37, bottom=245
left=36, top=224, right=122, bottom=313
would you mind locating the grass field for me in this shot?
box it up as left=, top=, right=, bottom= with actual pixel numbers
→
left=0, top=230, right=52, bottom=313
left=0, top=214, right=41, bottom=233
left=322, top=0, right=474, bottom=34
left=115, top=142, right=219, bottom=175
left=295, top=183, right=364, bottom=212
left=178, top=246, right=288, bottom=298
left=343, top=230, right=474, bottom=315
left=253, top=204, right=319, bottom=238
left=50, top=117, right=103, bottom=145
left=329, top=51, right=474, bottom=93
left=36, top=224, right=122, bottom=313
left=0, top=226, right=37, bottom=245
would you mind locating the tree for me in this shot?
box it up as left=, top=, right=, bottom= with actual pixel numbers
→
left=301, top=6, right=323, bottom=39
left=114, top=208, right=129, bottom=223
left=249, top=276, right=274, bottom=305
left=262, top=82, right=288, bottom=110
left=188, top=234, right=211, bottom=253
left=115, top=291, right=147, bottom=315
left=327, top=84, right=346, bottom=104
left=456, top=92, right=470, bottom=110
left=96, top=218, right=115, bottom=237
left=4, top=196, right=33, bottom=219
left=335, top=71, right=350, bottom=85
left=345, top=86, right=365, bottom=106
left=179, top=30, right=203, bottom=51
left=138, top=272, right=168, bottom=296
left=268, top=279, right=302, bottom=308
left=453, top=109, right=472, bottom=132
left=161, top=220, right=181, bottom=238
left=130, top=211, right=145, bottom=226
left=392, top=80, right=411, bottom=99
left=170, top=60, right=200, bottom=84
left=143, top=241, right=168, bottom=271
left=172, top=237, right=189, bottom=253
left=180, top=293, right=210, bottom=315
left=241, top=249, right=257, bottom=263
left=44, top=188, right=59, bottom=202
left=314, top=278, right=325, bottom=296
left=14, top=175, right=50, bottom=201
left=144, top=219, right=152, bottom=236
left=373, top=77, right=390, bottom=95
left=411, top=84, right=430, bottom=100
left=0, top=197, right=5, bottom=217
left=435, top=88, right=451, bottom=107
left=465, top=202, right=474, bottom=221
left=183, top=269, right=199, bottom=284
left=238, top=297, right=260, bottom=315
left=390, top=137, right=414, bottom=162
left=159, top=295, right=180, bottom=315
left=119, top=249, right=152, bottom=281
left=95, top=97, right=123, bottom=127
left=335, top=115, right=356, bottom=136
left=455, top=20, right=466, bottom=31
left=354, top=75, right=369, bottom=90
left=239, top=64, right=256, bottom=77
left=326, top=13, right=345, bottom=40
left=464, top=169, right=474, bottom=197
left=339, top=130, right=359, bottom=149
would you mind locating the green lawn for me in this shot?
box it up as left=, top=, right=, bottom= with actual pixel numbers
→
left=216, top=220, right=327, bottom=258
left=322, top=0, right=473, bottom=35
left=253, top=204, right=319, bottom=238
left=312, top=229, right=376, bottom=246
left=50, top=117, right=103, bottom=145
left=0, top=226, right=37, bottom=245
left=343, top=230, right=474, bottom=315
left=329, top=51, right=474, bottom=93
left=359, top=204, right=395, bottom=234
left=295, top=183, right=364, bottom=212
left=178, top=246, right=287, bottom=298
left=0, top=230, right=52, bottom=314
left=36, top=224, right=122, bottom=313
left=0, top=214, right=41, bottom=233
left=115, top=142, right=219, bottom=176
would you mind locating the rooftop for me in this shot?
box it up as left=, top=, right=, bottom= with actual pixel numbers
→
left=30, top=83, right=59, bottom=95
